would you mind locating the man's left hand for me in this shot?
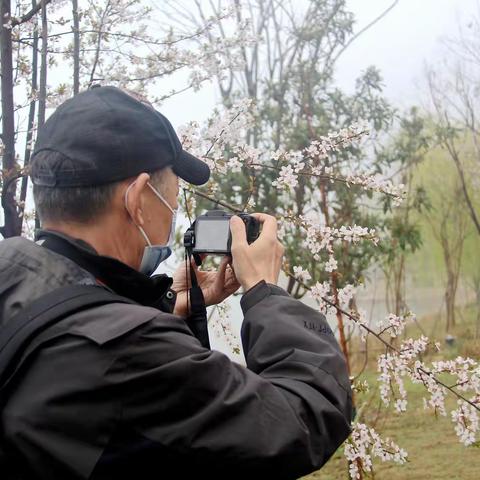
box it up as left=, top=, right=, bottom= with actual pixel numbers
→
left=172, top=256, right=240, bottom=317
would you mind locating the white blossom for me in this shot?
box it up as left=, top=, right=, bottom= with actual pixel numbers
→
left=451, top=400, right=479, bottom=446
left=338, top=284, right=356, bottom=307
left=293, top=266, right=311, bottom=283
left=345, top=423, right=407, bottom=480
left=377, top=312, right=415, bottom=338
left=310, top=281, right=330, bottom=301
left=272, top=165, right=298, bottom=190
left=325, top=255, right=338, bottom=272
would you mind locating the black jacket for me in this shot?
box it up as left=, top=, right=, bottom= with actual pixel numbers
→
left=0, top=231, right=352, bottom=479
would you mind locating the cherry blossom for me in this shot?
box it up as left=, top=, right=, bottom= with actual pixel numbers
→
left=345, top=423, right=408, bottom=479
left=293, top=266, right=312, bottom=283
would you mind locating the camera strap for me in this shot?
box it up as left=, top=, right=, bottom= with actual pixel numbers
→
left=184, top=249, right=210, bottom=349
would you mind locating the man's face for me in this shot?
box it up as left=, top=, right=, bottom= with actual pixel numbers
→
left=143, top=168, right=179, bottom=245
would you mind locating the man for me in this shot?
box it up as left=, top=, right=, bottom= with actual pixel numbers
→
left=0, top=86, right=352, bottom=479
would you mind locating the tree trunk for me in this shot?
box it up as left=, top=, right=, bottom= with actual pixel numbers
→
left=19, top=0, right=39, bottom=227
left=0, top=0, right=21, bottom=238
left=34, top=0, right=48, bottom=229
left=393, top=254, right=406, bottom=316
left=72, top=0, right=80, bottom=94
left=38, top=0, right=48, bottom=128
left=445, top=271, right=455, bottom=333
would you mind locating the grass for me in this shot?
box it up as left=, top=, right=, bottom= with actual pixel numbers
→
left=302, top=305, right=480, bottom=479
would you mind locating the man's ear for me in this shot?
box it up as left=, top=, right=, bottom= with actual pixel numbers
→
left=124, top=173, right=150, bottom=226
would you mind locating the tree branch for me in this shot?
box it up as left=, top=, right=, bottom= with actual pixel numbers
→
left=11, top=0, right=52, bottom=27
left=333, top=0, right=400, bottom=63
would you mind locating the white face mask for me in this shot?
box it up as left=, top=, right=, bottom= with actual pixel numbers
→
left=125, top=181, right=178, bottom=276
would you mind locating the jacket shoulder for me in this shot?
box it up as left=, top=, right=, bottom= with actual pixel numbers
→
left=63, top=302, right=165, bottom=345
left=0, top=237, right=96, bottom=324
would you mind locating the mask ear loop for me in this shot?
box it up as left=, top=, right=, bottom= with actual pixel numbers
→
left=125, top=181, right=152, bottom=247
left=147, top=181, right=178, bottom=246
left=147, top=182, right=175, bottom=214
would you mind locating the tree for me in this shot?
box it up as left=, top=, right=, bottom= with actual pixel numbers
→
left=167, top=0, right=401, bottom=377
left=427, top=182, right=468, bottom=332
left=426, top=6, right=480, bottom=236
left=415, top=147, right=474, bottom=333
left=376, top=108, right=430, bottom=317
left=1, top=0, right=21, bottom=238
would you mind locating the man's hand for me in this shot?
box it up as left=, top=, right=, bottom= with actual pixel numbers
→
left=229, top=213, right=284, bottom=291
left=172, top=256, right=240, bottom=317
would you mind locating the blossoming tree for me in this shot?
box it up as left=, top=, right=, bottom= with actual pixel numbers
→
left=178, top=98, right=479, bottom=478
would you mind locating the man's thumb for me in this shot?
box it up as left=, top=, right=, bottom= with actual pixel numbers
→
left=230, top=215, right=247, bottom=249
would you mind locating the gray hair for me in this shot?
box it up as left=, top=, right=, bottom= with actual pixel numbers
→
left=33, top=169, right=169, bottom=224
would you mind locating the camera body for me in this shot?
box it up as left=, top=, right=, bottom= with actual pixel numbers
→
left=184, top=209, right=260, bottom=254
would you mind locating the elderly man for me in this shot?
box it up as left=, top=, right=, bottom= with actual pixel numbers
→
left=0, top=86, right=352, bottom=479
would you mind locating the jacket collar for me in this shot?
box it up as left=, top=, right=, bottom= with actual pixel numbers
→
left=35, top=229, right=176, bottom=312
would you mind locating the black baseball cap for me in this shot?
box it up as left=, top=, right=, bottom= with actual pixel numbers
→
left=30, top=86, right=210, bottom=187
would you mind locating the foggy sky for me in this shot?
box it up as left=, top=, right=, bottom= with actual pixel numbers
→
left=159, top=0, right=478, bottom=127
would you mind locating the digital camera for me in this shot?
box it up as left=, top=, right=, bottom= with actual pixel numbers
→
left=184, top=209, right=260, bottom=254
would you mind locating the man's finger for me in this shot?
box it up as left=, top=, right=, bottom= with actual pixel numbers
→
left=230, top=215, right=248, bottom=249
left=250, top=212, right=277, bottom=240
left=215, top=256, right=229, bottom=287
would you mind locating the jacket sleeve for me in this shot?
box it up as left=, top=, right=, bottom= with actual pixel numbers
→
left=113, top=280, right=352, bottom=479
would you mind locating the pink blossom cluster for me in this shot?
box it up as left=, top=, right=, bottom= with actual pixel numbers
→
left=271, top=165, right=299, bottom=190
left=345, top=423, right=408, bottom=479
left=292, top=266, right=312, bottom=283
left=351, top=308, right=370, bottom=342
left=337, top=284, right=356, bottom=307
left=377, top=336, right=429, bottom=412
left=344, top=173, right=406, bottom=204
left=303, top=121, right=370, bottom=161
left=325, top=255, right=338, bottom=272
left=267, top=122, right=406, bottom=202
left=299, top=216, right=378, bottom=260
left=376, top=337, right=479, bottom=445
left=178, top=98, right=256, bottom=176
left=377, top=312, right=415, bottom=338
left=308, top=281, right=337, bottom=320
left=451, top=400, right=479, bottom=446
left=309, top=281, right=330, bottom=303
left=308, top=281, right=341, bottom=323
left=424, top=357, right=480, bottom=445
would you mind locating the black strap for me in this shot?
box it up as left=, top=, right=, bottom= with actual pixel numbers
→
left=35, top=231, right=176, bottom=312
left=0, top=284, right=135, bottom=391
left=184, top=250, right=210, bottom=349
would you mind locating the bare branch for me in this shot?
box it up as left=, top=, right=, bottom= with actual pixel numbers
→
left=333, top=0, right=400, bottom=63
left=10, top=0, right=52, bottom=27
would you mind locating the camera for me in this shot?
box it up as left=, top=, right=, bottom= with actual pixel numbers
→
left=184, top=209, right=260, bottom=254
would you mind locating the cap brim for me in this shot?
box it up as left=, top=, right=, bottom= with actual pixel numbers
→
left=173, top=150, right=211, bottom=186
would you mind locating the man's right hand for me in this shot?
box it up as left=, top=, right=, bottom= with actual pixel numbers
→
left=229, top=213, right=285, bottom=291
